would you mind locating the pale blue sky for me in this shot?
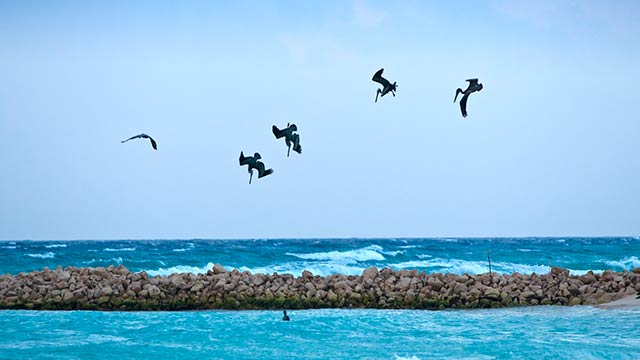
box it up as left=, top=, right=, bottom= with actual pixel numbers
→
left=0, top=1, right=639, bottom=240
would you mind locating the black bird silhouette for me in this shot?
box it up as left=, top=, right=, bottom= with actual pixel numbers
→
left=454, top=79, right=483, bottom=118
left=272, top=123, right=302, bottom=157
left=282, top=310, right=290, bottom=321
left=372, top=68, right=397, bottom=103
left=121, top=133, right=157, bottom=150
left=239, top=151, right=274, bottom=184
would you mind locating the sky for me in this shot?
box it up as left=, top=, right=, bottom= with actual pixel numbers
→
left=0, top=0, right=639, bottom=240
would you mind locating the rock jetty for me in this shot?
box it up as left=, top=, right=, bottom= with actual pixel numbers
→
left=0, top=265, right=638, bottom=311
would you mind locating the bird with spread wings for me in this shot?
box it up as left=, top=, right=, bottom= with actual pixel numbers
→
left=121, top=133, right=158, bottom=150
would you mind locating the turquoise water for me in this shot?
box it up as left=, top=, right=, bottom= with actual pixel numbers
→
left=1, top=238, right=639, bottom=276
left=1, top=238, right=639, bottom=358
left=1, top=307, right=639, bottom=359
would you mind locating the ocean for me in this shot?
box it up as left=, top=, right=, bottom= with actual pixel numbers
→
left=1, top=238, right=639, bottom=359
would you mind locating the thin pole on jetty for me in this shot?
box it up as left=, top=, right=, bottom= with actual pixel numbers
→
left=487, top=249, right=493, bottom=283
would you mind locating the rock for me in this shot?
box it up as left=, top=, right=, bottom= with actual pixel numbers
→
left=551, top=267, right=569, bottom=277
left=191, top=281, right=205, bottom=292
left=252, top=276, right=264, bottom=287
left=362, top=267, right=379, bottom=282
left=170, top=276, right=186, bottom=289
left=427, top=277, right=443, bottom=291
left=100, top=286, right=113, bottom=297
left=597, top=293, right=613, bottom=304
left=520, top=290, right=536, bottom=300
left=213, top=264, right=227, bottom=274
left=62, top=290, right=74, bottom=301
left=484, top=287, right=501, bottom=301
left=147, top=285, right=161, bottom=298
left=568, top=297, right=582, bottom=306
left=302, top=270, right=313, bottom=279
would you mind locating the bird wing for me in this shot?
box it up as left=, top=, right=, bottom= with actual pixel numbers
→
left=121, top=134, right=144, bottom=143
left=239, top=152, right=251, bottom=166
left=466, top=78, right=479, bottom=85
left=148, top=137, right=158, bottom=150
left=372, top=68, right=391, bottom=87
left=459, top=94, right=469, bottom=117
left=272, top=125, right=286, bottom=139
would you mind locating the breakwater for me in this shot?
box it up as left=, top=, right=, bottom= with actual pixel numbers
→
left=0, top=265, right=638, bottom=310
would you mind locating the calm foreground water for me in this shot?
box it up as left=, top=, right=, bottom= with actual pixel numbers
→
left=1, top=238, right=639, bottom=359
left=0, top=307, right=639, bottom=359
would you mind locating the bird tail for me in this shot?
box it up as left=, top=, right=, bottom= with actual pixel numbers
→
left=239, top=151, right=249, bottom=166
left=454, top=88, right=463, bottom=103
left=272, top=125, right=286, bottom=139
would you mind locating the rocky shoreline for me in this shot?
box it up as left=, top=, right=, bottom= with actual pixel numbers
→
left=0, top=265, right=638, bottom=311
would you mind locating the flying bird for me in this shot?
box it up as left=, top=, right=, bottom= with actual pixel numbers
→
left=372, top=68, right=397, bottom=103
left=239, top=151, right=274, bottom=184
left=272, top=123, right=302, bottom=157
left=121, top=133, right=157, bottom=150
left=454, top=79, right=483, bottom=118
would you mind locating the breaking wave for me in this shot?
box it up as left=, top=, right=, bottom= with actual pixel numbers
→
left=27, top=252, right=55, bottom=259
left=286, top=245, right=385, bottom=263
left=145, top=263, right=217, bottom=277
left=605, top=256, right=640, bottom=270
left=44, top=244, right=67, bottom=248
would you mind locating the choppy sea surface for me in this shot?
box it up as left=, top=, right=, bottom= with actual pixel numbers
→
left=1, top=238, right=639, bottom=359
left=1, top=238, right=639, bottom=277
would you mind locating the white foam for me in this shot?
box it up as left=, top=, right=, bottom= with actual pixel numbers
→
left=382, top=250, right=404, bottom=256
left=27, top=252, right=55, bottom=259
left=172, top=248, right=189, bottom=252
left=286, top=245, right=385, bottom=263
left=44, top=244, right=67, bottom=248
left=569, top=269, right=603, bottom=276
left=391, top=258, right=550, bottom=275
left=238, top=263, right=366, bottom=277
left=1, top=246, right=17, bottom=249
left=605, top=256, right=640, bottom=270
left=104, top=247, right=136, bottom=252
left=394, top=356, right=421, bottom=360
left=145, top=262, right=217, bottom=277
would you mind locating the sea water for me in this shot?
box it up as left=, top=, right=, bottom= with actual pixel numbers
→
left=1, top=238, right=639, bottom=359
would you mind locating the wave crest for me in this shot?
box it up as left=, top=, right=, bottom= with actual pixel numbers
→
left=605, top=256, right=640, bottom=270
left=27, top=252, right=55, bottom=259
left=286, top=245, right=385, bottom=263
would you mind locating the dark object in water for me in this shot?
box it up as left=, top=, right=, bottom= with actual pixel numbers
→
left=121, top=133, right=158, bottom=150
left=372, top=68, right=397, bottom=103
left=454, top=78, right=483, bottom=117
left=272, top=123, right=302, bottom=157
left=239, top=151, right=274, bottom=184
left=282, top=310, right=290, bottom=321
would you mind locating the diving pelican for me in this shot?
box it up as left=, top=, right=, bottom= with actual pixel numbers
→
left=272, top=123, right=302, bottom=157
left=372, top=68, right=397, bottom=103
left=239, top=151, right=274, bottom=184
left=454, top=79, right=483, bottom=118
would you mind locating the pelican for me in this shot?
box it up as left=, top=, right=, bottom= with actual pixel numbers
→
left=121, top=133, right=157, bottom=150
left=272, top=123, right=301, bottom=157
left=239, top=151, right=274, bottom=184
left=454, top=79, right=483, bottom=118
left=372, top=68, right=397, bottom=103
